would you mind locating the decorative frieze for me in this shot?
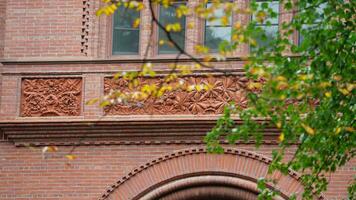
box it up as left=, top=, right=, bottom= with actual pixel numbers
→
left=104, top=76, right=249, bottom=115
left=21, top=78, right=82, bottom=117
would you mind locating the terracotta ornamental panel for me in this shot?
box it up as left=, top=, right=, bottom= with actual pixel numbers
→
left=21, top=78, right=82, bottom=117
left=104, top=76, right=248, bottom=115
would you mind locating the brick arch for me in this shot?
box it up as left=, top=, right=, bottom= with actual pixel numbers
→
left=99, top=148, right=322, bottom=200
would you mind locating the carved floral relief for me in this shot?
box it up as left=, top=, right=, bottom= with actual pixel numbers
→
left=104, top=76, right=248, bottom=115
left=21, top=78, right=82, bottom=117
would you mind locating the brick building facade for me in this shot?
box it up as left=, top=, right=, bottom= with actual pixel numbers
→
left=0, top=0, right=354, bottom=200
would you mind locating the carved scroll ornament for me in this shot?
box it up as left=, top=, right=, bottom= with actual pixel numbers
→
left=104, top=76, right=248, bottom=115
left=21, top=78, right=82, bottom=117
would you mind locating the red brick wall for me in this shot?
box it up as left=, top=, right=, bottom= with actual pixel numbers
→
left=0, top=143, right=354, bottom=200
left=2, top=0, right=84, bottom=59
left=0, top=1, right=354, bottom=200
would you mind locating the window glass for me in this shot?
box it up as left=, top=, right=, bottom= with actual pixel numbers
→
left=112, top=6, right=140, bottom=55
left=255, top=26, right=279, bottom=48
left=251, top=0, right=279, bottom=51
left=205, top=27, right=232, bottom=50
left=298, top=3, right=326, bottom=44
left=253, top=1, right=279, bottom=25
left=158, top=3, right=186, bottom=54
left=204, top=3, right=232, bottom=52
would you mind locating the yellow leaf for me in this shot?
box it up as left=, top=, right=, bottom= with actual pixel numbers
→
left=221, top=16, right=229, bottom=26
left=301, top=123, right=315, bottom=135
left=149, top=70, right=156, bottom=77
left=100, top=100, right=111, bottom=107
left=203, top=56, right=212, bottom=62
left=247, top=82, right=262, bottom=90
left=65, top=154, right=77, bottom=160
left=187, top=22, right=195, bottom=29
left=346, top=83, right=355, bottom=92
left=249, top=67, right=266, bottom=78
left=133, top=18, right=140, bottom=28
left=194, top=64, right=201, bottom=69
left=86, top=98, right=99, bottom=105
left=196, top=84, right=203, bottom=92
left=278, top=133, right=285, bottom=142
left=276, top=76, right=287, bottom=82
left=297, top=93, right=304, bottom=100
left=113, top=72, right=121, bottom=80
left=106, top=6, right=115, bottom=15
left=128, top=1, right=139, bottom=9
left=43, top=146, right=58, bottom=153
left=234, top=22, right=241, bottom=30
left=232, top=34, right=239, bottom=42
left=333, top=75, right=342, bottom=81
left=324, top=91, right=331, bottom=98
left=319, top=82, right=331, bottom=88
left=338, top=88, right=349, bottom=95
left=165, top=23, right=181, bottom=32
left=96, top=9, right=104, bottom=16
left=176, top=5, right=189, bottom=18
left=276, top=121, right=282, bottom=129
left=249, top=38, right=257, bottom=46
left=279, top=94, right=286, bottom=100
left=136, top=2, right=144, bottom=11
left=238, top=35, right=245, bottom=42
left=335, top=127, right=341, bottom=135
left=194, top=45, right=209, bottom=54
left=110, top=3, right=117, bottom=11
left=345, top=127, right=354, bottom=132
left=187, top=85, right=195, bottom=92
left=298, top=74, right=313, bottom=80
left=276, top=81, right=288, bottom=90
left=256, top=11, right=267, bottom=23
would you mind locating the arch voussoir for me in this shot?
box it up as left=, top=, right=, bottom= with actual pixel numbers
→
left=100, top=148, right=323, bottom=200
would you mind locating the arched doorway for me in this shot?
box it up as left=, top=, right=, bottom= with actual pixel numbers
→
left=139, top=174, right=262, bottom=200
left=99, top=148, right=322, bottom=200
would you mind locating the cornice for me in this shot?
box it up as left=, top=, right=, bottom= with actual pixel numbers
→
left=0, top=119, right=280, bottom=146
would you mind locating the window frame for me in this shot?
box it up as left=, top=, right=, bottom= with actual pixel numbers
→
left=109, top=5, right=142, bottom=56
left=156, top=1, right=187, bottom=55
left=297, top=2, right=327, bottom=45
left=203, top=1, right=234, bottom=53
left=249, top=0, right=281, bottom=51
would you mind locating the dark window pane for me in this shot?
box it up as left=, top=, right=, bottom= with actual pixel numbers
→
left=206, top=3, right=232, bottom=26
left=158, top=4, right=186, bottom=54
left=113, top=30, right=139, bottom=54
left=298, top=3, right=326, bottom=45
left=250, top=1, right=279, bottom=51
left=253, top=1, right=279, bottom=25
left=158, top=30, right=185, bottom=54
left=113, top=6, right=140, bottom=29
left=112, top=6, right=140, bottom=55
left=298, top=24, right=317, bottom=45
left=204, top=2, right=232, bottom=52
left=304, top=2, right=326, bottom=22
left=204, top=27, right=231, bottom=51
left=252, top=25, right=278, bottom=51
left=159, top=5, right=183, bottom=25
